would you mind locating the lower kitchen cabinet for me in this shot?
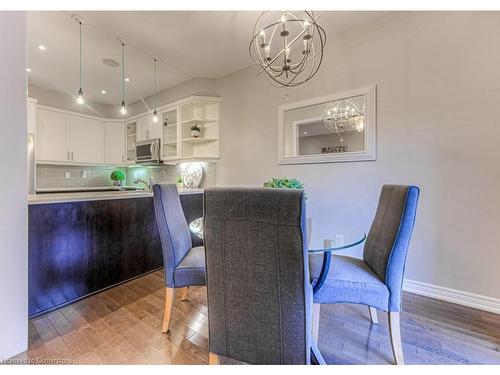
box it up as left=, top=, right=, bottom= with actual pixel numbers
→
left=28, top=193, right=203, bottom=317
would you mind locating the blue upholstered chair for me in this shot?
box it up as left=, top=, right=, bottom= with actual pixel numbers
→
left=203, top=187, right=325, bottom=365
left=152, top=184, right=206, bottom=333
left=310, top=185, right=420, bottom=365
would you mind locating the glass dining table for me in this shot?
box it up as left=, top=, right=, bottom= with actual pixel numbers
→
left=308, top=226, right=366, bottom=295
left=189, top=217, right=366, bottom=295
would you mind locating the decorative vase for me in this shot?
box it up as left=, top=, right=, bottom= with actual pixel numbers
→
left=177, top=182, right=184, bottom=190
left=113, top=180, right=122, bottom=187
left=191, top=129, right=201, bottom=138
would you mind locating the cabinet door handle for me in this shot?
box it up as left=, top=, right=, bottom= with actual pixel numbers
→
left=68, top=151, right=70, bottom=160
left=71, top=151, right=74, bottom=160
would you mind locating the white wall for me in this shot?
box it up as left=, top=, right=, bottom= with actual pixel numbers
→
left=28, top=84, right=116, bottom=119
left=0, top=12, right=28, bottom=359
left=216, top=12, right=500, bottom=300
left=126, top=78, right=218, bottom=117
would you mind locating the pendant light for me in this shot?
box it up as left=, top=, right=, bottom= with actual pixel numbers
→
left=76, top=17, right=84, bottom=104
left=152, top=57, right=158, bottom=123
left=119, top=40, right=127, bottom=115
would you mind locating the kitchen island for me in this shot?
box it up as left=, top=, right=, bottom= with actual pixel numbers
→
left=28, top=189, right=203, bottom=317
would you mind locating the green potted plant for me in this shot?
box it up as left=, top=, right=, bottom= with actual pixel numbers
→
left=263, top=177, right=304, bottom=190
left=190, top=122, right=201, bottom=138
left=110, top=169, right=125, bottom=187
left=176, top=176, right=184, bottom=190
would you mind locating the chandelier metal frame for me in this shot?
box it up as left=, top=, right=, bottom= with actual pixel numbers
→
left=249, top=11, right=326, bottom=88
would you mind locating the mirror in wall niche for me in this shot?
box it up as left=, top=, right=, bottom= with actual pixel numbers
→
left=278, top=85, right=376, bottom=164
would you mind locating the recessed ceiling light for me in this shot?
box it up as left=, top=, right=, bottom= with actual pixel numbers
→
left=125, top=77, right=131, bottom=82
left=102, top=58, right=120, bottom=67
left=100, top=90, right=107, bottom=95
left=26, top=68, right=31, bottom=72
left=38, top=44, right=46, bottom=51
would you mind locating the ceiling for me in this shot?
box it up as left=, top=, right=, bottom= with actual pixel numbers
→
left=27, top=11, right=385, bottom=106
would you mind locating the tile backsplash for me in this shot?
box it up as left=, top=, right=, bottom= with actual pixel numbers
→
left=36, top=162, right=216, bottom=190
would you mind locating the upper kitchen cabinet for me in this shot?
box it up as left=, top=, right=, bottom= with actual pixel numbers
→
left=36, top=107, right=70, bottom=162
left=69, top=116, right=104, bottom=164
left=136, top=114, right=162, bottom=142
left=36, top=106, right=108, bottom=165
left=161, top=106, right=180, bottom=161
left=104, top=122, right=126, bottom=165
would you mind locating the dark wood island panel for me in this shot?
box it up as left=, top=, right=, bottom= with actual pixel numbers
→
left=28, top=193, right=203, bottom=317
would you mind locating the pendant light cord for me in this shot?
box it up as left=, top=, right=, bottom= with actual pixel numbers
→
left=154, top=57, right=157, bottom=110
left=79, top=21, right=82, bottom=90
left=121, top=42, right=125, bottom=103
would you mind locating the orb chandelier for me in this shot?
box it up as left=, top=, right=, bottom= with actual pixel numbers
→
left=249, top=11, right=326, bottom=88
left=322, top=98, right=366, bottom=142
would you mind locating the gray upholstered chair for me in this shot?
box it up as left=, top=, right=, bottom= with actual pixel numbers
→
left=203, top=187, right=325, bottom=365
left=310, top=185, right=420, bottom=365
left=152, top=184, right=206, bottom=333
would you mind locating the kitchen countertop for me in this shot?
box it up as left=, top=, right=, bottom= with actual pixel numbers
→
left=28, top=188, right=204, bottom=205
left=36, top=186, right=143, bottom=193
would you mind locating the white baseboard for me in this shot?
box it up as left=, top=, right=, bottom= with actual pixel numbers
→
left=403, top=279, right=500, bottom=315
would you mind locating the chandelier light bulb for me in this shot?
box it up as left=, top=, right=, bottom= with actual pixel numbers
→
left=77, top=88, right=84, bottom=105
left=280, top=14, right=286, bottom=23
left=120, top=100, right=127, bottom=115
left=152, top=110, right=158, bottom=123
left=264, top=46, right=271, bottom=60
left=259, top=29, right=266, bottom=46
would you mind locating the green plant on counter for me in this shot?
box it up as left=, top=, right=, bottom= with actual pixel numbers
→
left=110, top=169, right=125, bottom=181
left=263, top=177, right=304, bottom=190
left=176, top=176, right=183, bottom=184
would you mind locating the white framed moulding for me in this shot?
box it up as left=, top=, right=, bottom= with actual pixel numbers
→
left=278, top=85, right=376, bottom=164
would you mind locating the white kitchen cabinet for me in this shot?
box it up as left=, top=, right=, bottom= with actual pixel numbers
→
left=69, top=116, right=104, bottom=164
left=104, top=122, right=126, bottom=165
left=136, top=114, right=162, bottom=142
left=136, top=117, right=149, bottom=142
left=36, top=108, right=70, bottom=162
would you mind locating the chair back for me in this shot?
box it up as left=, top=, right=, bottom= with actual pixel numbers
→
left=152, top=184, right=192, bottom=287
left=363, top=185, right=420, bottom=311
left=203, top=187, right=311, bottom=364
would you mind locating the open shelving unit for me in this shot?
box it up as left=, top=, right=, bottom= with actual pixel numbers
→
left=179, top=98, right=220, bottom=161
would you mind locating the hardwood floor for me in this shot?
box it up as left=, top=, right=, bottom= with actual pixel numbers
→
left=13, top=270, right=500, bottom=365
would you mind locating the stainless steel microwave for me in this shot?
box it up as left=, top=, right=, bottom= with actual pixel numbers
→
left=136, top=139, right=161, bottom=164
